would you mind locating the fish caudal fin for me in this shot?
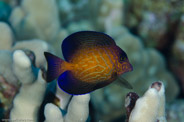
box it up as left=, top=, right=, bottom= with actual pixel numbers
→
left=44, top=52, right=66, bottom=82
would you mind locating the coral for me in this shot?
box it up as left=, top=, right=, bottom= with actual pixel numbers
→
left=138, top=11, right=167, bottom=47
left=12, top=39, right=52, bottom=67
left=0, top=0, right=183, bottom=121
left=123, top=0, right=184, bottom=47
left=125, top=81, right=166, bottom=122
left=0, top=22, right=19, bottom=115
left=44, top=79, right=90, bottom=122
left=91, top=26, right=179, bottom=121
left=170, top=14, right=184, bottom=95
left=0, top=20, right=91, bottom=121
left=172, top=39, right=184, bottom=61
left=166, top=100, right=184, bottom=122
left=10, top=50, right=47, bottom=121
left=44, top=94, right=90, bottom=122
left=0, top=75, right=18, bottom=112
left=57, top=0, right=90, bottom=25
left=1, top=44, right=90, bottom=122
left=0, top=1, right=12, bottom=23
left=0, top=51, right=17, bottom=85
left=0, top=101, right=4, bottom=120
left=0, top=22, right=14, bottom=50
left=55, top=85, right=71, bottom=110
left=10, top=0, right=60, bottom=42
left=111, top=27, right=179, bottom=102
left=95, top=0, right=124, bottom=31
left=0, top=15, right=91, bottom=122
left=66, top=20, right=94, bottom=34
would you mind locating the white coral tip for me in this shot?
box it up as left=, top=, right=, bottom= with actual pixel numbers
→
left=44, top=103, right=63, bottom=121
left=13, top=50, right=31, bottom=68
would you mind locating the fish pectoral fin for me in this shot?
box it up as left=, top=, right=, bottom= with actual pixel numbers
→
left=58, top=71, right=95, bottom=95
left=117, top=76, right=133, bottom=89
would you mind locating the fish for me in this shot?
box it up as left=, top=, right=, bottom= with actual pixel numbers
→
left=44, top=31, right=133, bottom=95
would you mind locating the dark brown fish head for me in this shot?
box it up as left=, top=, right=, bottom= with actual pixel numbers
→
left=116, top=46, right=133, bottom=75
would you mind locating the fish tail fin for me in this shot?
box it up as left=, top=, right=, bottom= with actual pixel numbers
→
left=44, top=52, right=67, bottom=82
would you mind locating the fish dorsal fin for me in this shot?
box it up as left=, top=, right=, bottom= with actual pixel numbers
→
left=62, top=31, right=116, bottom=61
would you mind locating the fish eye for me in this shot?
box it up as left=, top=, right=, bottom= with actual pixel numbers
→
left=120, top=56, right=126, bottom=62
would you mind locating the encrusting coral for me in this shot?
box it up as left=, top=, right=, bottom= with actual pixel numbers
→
left=125, top=81, right=166, bottom=122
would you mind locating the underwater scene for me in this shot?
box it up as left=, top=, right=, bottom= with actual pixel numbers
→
left=0, top=0, right=184, bottom=122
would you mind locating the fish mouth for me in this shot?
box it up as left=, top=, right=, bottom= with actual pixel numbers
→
left=125, top=64, right=133, bottom=73
left=122, top=61, right=133, bottom=74
left=128, top=63, right=133, bottom=72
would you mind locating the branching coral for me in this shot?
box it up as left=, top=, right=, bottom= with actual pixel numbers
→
left=125, top=81, right=166, bottom=122
left=166, top=100, right=184, bottom=122
left=171, top=15, right=184, bottom=95
left=123, top=0, right=184, bottom=47
left=10, top=50, right=47, bottom=122
left=44, top=94, right=90, bottom=122
left=0, top=1, right=93, bottom=119
left=0, top=51, right=17, bottom=85
left=91, top=26, right=179, bottom=121
left=111, top=27, right=179, bottom=102
left=10, top=0, right=60, bottom=42
left=12, top=39, right=52, bottom=67
left=44, top=79, right=90, bottom=122
left=9, top=49, right=91, bottom=122
left=0, top=0, right=182, bottom=121
left=0, top=22, right=14, bottom=50
left=0, top=18, right=90, bottom=121
left=57, top=0, right=90, bottom=24
left=0, top=22, right=18, bottom=116
left=94, top=0, right=124, bottom=31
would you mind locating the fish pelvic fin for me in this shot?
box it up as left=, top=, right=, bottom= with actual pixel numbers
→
left=117, top=76, right=133, bottom=89
left=44, top=52, right=70, bottom=82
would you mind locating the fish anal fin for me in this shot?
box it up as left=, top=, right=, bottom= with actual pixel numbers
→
left=58, top=71, right=95, bottom=95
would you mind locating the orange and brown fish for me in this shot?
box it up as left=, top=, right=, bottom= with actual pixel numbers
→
left=44, top=31, right=133, bottom=95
